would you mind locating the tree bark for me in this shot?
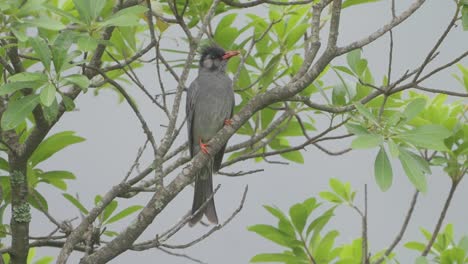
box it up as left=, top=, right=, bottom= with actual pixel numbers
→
left=9, top=155, right=30, bottom=264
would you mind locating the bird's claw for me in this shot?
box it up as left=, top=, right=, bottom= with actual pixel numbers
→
left=224, top=119, right=233, bottom=126
left=199, top=138, right=209, bottom=154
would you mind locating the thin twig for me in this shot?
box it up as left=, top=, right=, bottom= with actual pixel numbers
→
left=374, top=190, right=419, bottom=264
left=161, top=186, right=248, bottom=249
left=362, top=184, right=368, bottom=264
left=157, top=247, right=207, bottom=264
left=422, top=181, right=460, bottom=256
left=218, top=169, right=264, bottom=177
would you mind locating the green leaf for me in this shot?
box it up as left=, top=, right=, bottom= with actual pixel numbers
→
left=399, top=148, right=427, bottom=192
left=28, top=189, right=48, bottom=211
left=345, top=123, right=368, bottom=135
left=260, top=54, right=281, bottom=88
left=263, top=205, right=296, bottom=237
left=407, top=151, right=431, bottom=174
left=303, top=198, right=320, bottom=216
left=40, top=171, right=76, bottom=180
left=40, top=83, right=56, bottom=107
left=319, top=192, right=343, bottom=203
left=216, top=13, right=237, bottom=31
left=280, top=151, right=304, bottom=164
left=105, top=205, right=143, bottom=224
left=30, top=131, right=85, bottom=166
left=342, top=0, right=381, bottom=9
left=354, top=102, right=378, bottom=124
left=415, top=256, right=429, bottom=264
left=8, top=72, right=49, bottom=83
left=0, top=81, right=46, bottom=96
left=462, top=5, right=468, bottom=31
left=1, top=95, right=40, bottom=130
left=329, top=178, right=347, bottom=199
left=403, top=98, right=426, bottom=121
left=289, top=203, right=307, bottom=233
left=100, top=6, right=148, bottom=27
left=44, top=4, right=83, bottom=24
left=35, top=256, right=54, bottom=264
left=347, top=49, right=360, bottom=70
left=52, top=31, right=76, bottom=74
left=43, top=99, right=59, bottom=123
left=261, top=108, right=276, bottom=130
left=73, top=0, right=105, bottom=24
left=63, top=74, right=90, bottom=92
left=63, top=193, right=88, bottom=214
left=214, top=27, right=238, bottom=49
left=351, top=134, right=383, bottom=149
left=77, top=35, right=99, bottom=52
left=285, top=24, right=308, bottom=49
left=88, top=0, right=106, bottom=21
left=457, top=236, right=468, bottom=252
left=0, top=157, right=9, bottom=171
left=103, top=230, right=119, bottom=237
left=387, top=139, right=399, bottom=158
left=39, top=171, right=75, bottom=190
left=26, top=16, right=66, bottom=31
left=399, top=125, right=451, bottom=151
left=315, top=230, right=339, bottom=262
left=420, top=227, right=432, bottom=241
left=405, top=241, right=426, bottom=252
left=440, top=248, right=466, bottom=264
left=248, top=224, right=298, bottom=247
left=101, top=200, right=118, bottom=223
left=43, top=178, right=67, bottom=190
left=250, top=253, right=306, bottom=263
left=29, top=37, right=52, bottom=71
left=332, top=84, right=347, bottom=105
left=305, top=207, right=335, bottom=237
left=374, top=147, right=393, bottom=191
left=333, top=65, right=355, bottom=76
left=62, top=95, right=76, bottom=111
left=27, top=248, right=36, bottom=263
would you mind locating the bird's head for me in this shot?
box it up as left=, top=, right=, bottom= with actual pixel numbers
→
left=199, top=45, right=240, bottom=72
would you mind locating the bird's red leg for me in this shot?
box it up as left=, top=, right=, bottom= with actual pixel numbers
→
left=199, top=138, right=209, bottom=154
left=224, top=119, right=233, bottom=126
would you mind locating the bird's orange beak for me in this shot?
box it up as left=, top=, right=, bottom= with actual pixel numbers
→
left=222, top=50, right=240, bottom=60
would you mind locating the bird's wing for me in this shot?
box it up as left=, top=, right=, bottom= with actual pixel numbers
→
left=186, top=78, right=200, bottom=157
left=213, top=79, right=234, bottom=172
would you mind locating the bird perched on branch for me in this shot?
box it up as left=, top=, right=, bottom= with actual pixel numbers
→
left=186, top=45, right=240, bottom=225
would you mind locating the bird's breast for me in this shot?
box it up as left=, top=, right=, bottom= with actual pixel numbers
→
left=192, top=86, right=233, bottom=141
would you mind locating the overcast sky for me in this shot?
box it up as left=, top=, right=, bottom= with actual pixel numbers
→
left=28, top=1, right=468, bottom=263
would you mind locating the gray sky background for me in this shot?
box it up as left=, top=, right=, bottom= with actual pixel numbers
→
left=26, top=1, right=468, bottom=263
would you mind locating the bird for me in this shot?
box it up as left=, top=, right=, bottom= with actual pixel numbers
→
left=186, top=45, right=239, bottom=225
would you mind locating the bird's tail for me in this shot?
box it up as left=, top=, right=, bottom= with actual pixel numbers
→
left=189, top=162, right=218, bottom=226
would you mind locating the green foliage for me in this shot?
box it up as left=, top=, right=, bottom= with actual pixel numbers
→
left=406, top=224, right=468, bottom=263
left=62, top=194, right=143, bottom=237
left=30, top=131, right=85, bottom=166
left=0, top=0, right=150, bottom=130
left=345, top=66, right=466, bottom=192
left=249, top=178, right=407, bottom=263
left=342, top=0, right=382, bottom=9
left=374, top=147, right=393, bottom=191
left=319, top=178, right=355, bottom=204
left=1, top=94, right=40, bottom=130
left=462, top=1, right=468, bottom=31
left=252, top=179, right=468, bottom=263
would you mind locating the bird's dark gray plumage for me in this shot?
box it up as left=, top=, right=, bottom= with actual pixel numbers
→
left=186, top=45, right=239, bottom=225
